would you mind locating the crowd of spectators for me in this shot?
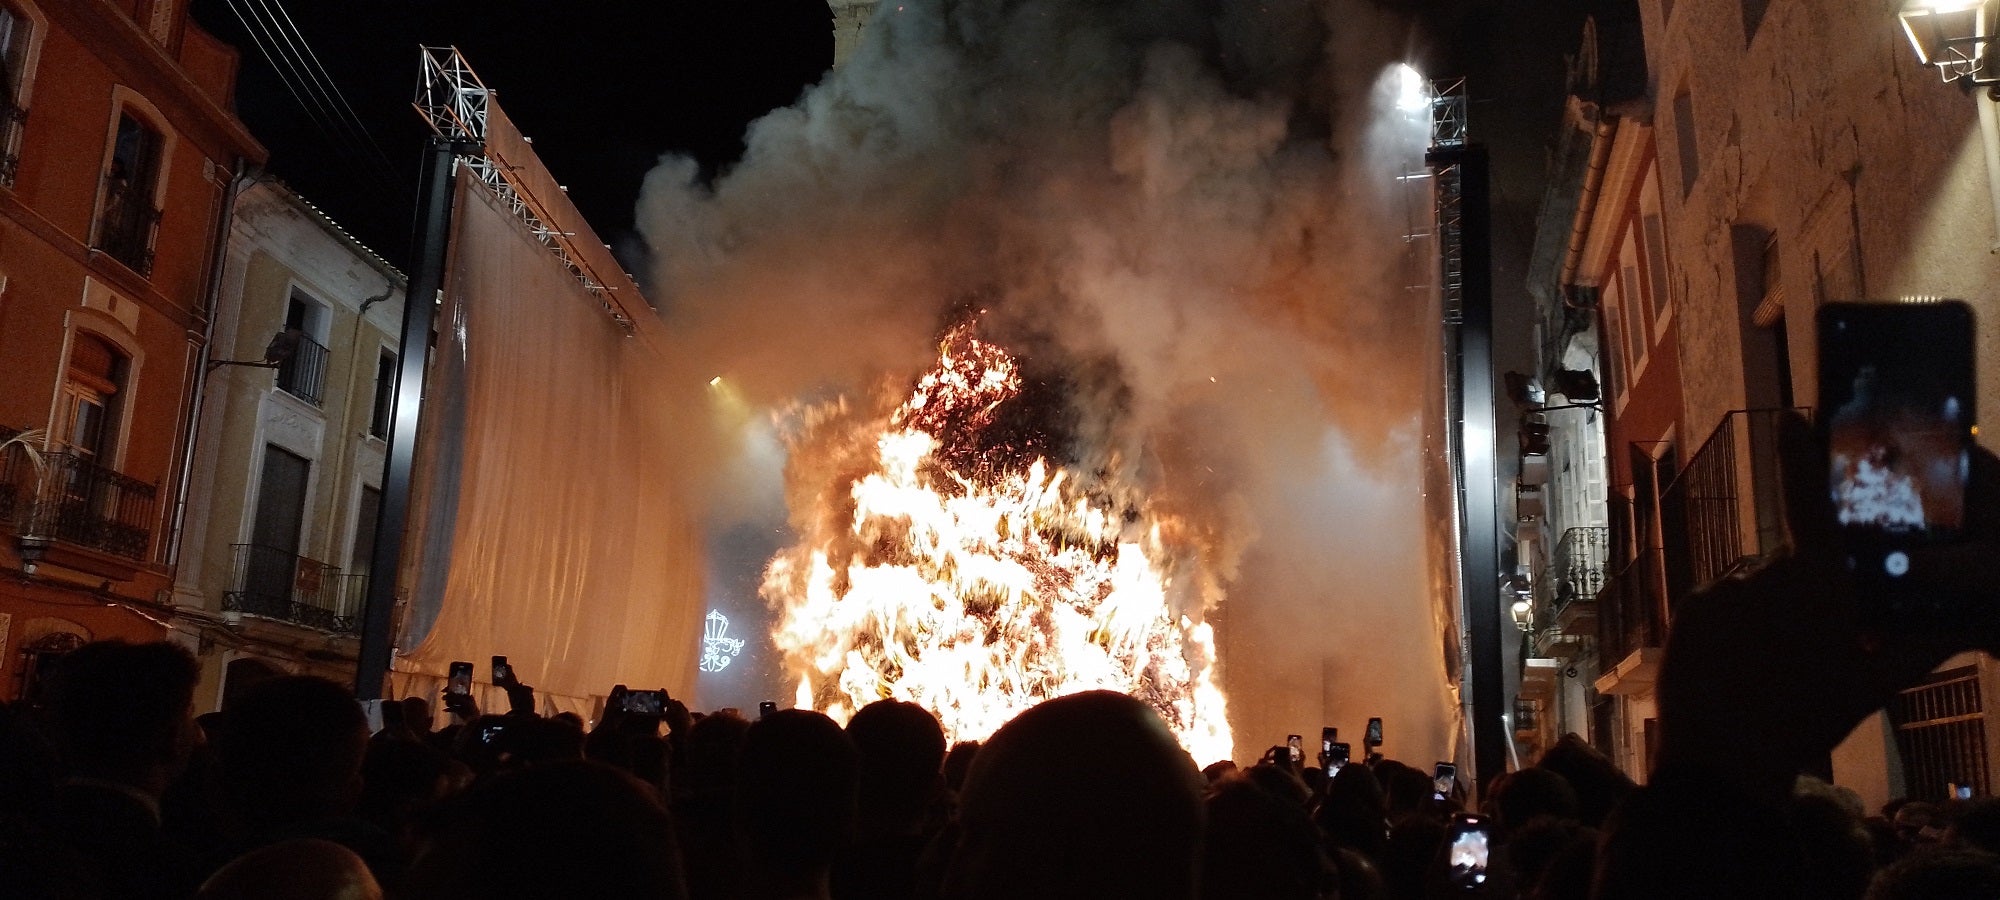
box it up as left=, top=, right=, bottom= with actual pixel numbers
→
left=5, top=635, right=2000, bottom=900
left=10, top=415, right=2000, bottom=897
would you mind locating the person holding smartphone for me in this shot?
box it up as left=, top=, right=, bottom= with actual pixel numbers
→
left=1595, top=408, right=2000, bottom=896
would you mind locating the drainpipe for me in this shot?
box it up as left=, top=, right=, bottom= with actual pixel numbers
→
left=1560, top=114, right=1618, bottom=305
left=167, top=162, right=260, bottom=573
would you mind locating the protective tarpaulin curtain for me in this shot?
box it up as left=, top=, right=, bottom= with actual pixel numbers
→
left=390, top=173, right=700, bottom=713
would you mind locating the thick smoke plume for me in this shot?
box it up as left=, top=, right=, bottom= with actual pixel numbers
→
left=637, top=0, right=1455, bottom=763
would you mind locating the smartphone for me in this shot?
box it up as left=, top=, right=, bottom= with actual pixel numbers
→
left=1366, top=717, right=1383, bottom=746
left=1446, top=813, right=1493, bottom=888
left=491, top=655, right=514, bottom=685
left=478, top=720, right=508, bottom=745
left=1321, top=726, right=1337, bottom=755
left=1819, top=301, right=1976, bottom=623
left=447, top=661, right=474, bottom=696
left=1434, top=762, right=1457, bottom=799
left=1286, top=734, right=1303, bottom=764
left=622, top=689, right=667, bottom=716
left=1325, top=741, right=1351, bottom=777
left=759, top=700, right=778, bottom=718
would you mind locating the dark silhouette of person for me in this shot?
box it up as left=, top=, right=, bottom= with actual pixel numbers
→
left=402, top=759, right=688, bottom=899
left=39, top=639, right=207, bottom=899
left=736, top=708, right=859, bottom=900
left=675, top=708, right=753, bottom=900
left=938, top=690, right=1205, bottom=899
left=209, top=674, right=398, bottom=886
left=1199, top=770, right=1332, bottom=899
left=833, top=699, right=947, bottom=900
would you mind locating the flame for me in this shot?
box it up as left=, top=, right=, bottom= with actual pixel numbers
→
left=764, top=325, right=1232, bottom=763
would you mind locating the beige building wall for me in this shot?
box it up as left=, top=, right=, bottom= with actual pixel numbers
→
left=1641, top=0, right=2000, bottom=805
left=174, top=179, right=403, bottom=709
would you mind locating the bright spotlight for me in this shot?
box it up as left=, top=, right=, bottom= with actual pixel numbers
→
left=1396, top=63, right=1430, bottom=112
left=709, top=376, right=723, bottom=387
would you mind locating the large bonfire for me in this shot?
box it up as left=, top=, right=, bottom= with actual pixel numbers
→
left=763, top=323, right=1232, bottom=763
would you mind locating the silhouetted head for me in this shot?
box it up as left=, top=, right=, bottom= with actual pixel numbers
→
left=1315, top=762, right=1389, bottom=857
left=680, top=707, right=751, bottom=792
left=846, top=699, right=946, bottom=833
left=1201, top=771, right=1329, bottom=899
left=44, top=640, right=199, bottom=786
left=196, top=838, right=382, bottom=900
left=942, top=690, right=1204, bottom=899
left=1867, top=846, right=2000, bottom=900
left=1490, top=766, right=1578, bottom=833
left=213, top=675, right=368, bottom=827
left=404, top=760, right=685, bottom=899
left=736, top=708, right=859, bottom=877
left=942, top=739, right=980, bottom=793
left=1535, top=734, right=1634, bottom=828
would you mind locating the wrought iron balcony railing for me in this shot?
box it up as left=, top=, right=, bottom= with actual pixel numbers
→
left=222, top=543, right=363, bottom=634
left=1550, top=525, right=1610, bottom=616
left=2, top=432, right=157, bottom=563
left=1597, top=547, right=1666, bottom=666
left=93, top=173, right=161, bottom=277
left=1660, top=408, right=1802, bottom=595
left=275, top=332, right=330, bottom=407
left=0, top=102, right=28, bottom=189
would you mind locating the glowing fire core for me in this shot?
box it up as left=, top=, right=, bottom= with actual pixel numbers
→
left=764, top=326, right=1232, bottom=763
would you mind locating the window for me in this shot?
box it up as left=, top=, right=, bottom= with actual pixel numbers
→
left=95, top=113, right=163, bottom=276
left=1892, top=667, right=1989, bottom=801
left=58, top=333, right=126, bottom=465
left=241, top=446, right=310, bottom=618
left=1673, top=88, right=1698, bottom=198
left=1643, top=214, right=1671, bottom=323
left=0, top=3, right=33, bottom=187
left=275, top=291, right=329, bottom=406
left=368, top=349, right=396, bottom=438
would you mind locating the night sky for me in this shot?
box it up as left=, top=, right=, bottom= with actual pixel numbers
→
left=190, top=0, right=835, bottom=271
left=192, top=0, right=1587, bottom=279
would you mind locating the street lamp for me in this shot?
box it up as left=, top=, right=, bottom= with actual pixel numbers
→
left=1901, top=0, right=2000, bottom=253
left=1901, top=0, right=2000, bottom=87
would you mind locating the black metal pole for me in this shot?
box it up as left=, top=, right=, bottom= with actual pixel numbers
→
left=1445, top=144, right=1505, bottom=790
left=356, top=136, right=462, bottom=699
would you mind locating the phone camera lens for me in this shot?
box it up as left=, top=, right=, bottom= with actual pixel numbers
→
left=1885, top=551, right=1910, bottom=577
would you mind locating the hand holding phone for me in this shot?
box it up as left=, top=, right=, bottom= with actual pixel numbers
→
left=1433, top=762, right=1457, bottom=799
left=1365, top=717, right=1383, bottom=747
left=1446, top=813, right=1492, bottom=889
left=491, top=655, right=516, bottom=686
left=447, top=661, right=474, bottom=696
left=1325, top=741, right=1351, bottom=777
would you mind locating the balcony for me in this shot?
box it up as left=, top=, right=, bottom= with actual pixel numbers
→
left=93, top=173, right=161, bottom=277
left=222, top=543, right=364, bottom=634
left=1596, top=547, right=1666, bottom=680
left=0, top=102, right=27, bottom=188
left=1660, top=408, right=1800, bottom=594
left=3, top=431, right=158, bottom=579
left=275, top=332, right=330, bottom=407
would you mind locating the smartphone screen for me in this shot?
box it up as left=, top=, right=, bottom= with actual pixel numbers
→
left=1326, top=741, right=1351, bottom=777
left=623, top=689, right=666, bottom=716
left=759, top=700, right=778, bottom=718
left=1434, top=762, right=1457, bottom=798
left=491, top=655, right=514, bottom=685
left=1447, top=813, right=1492, bottom=888
left=447, top=661, right=474, bottom=696
left=1366, top=717, right=1383, bottom=746
left=1819, top=301, right=1975, bottom=619
left=1286, top=734, right=1302, bottom=763
left=1320, top=726, right=1337, bottom=755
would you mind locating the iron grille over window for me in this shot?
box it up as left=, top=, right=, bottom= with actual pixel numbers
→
left=1892, top=666, right=1990, bottom=801
left=275, top=332, right=329, bottom=406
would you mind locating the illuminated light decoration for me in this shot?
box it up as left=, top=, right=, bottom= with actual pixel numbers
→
left=1899, top=0, right=2000, bottom=84
left=699, top=609, right=747, bottom=673
left=763, top=323, right=1232, bottom=763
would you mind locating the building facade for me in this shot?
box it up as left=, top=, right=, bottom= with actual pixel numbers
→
left=0, top=0, right=262, bottom=702
left=173, top=178, right=403, bottom=709
left=1523, top=0, right=2000, bottom=809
